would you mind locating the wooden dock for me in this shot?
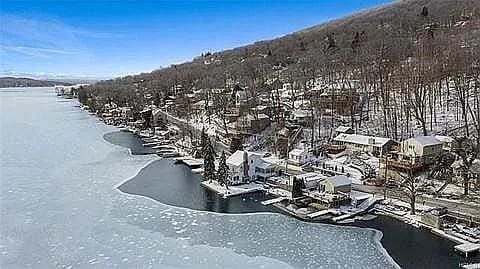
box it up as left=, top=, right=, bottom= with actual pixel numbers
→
left=455, top=243, right=480, bottom=258
left=307, top=209, right=339, bottom=219
left=261, top=197, right=286, bottom=205
left=462, top=263, right=480, bottom=269
left=176, top=158, right=203, bottom=168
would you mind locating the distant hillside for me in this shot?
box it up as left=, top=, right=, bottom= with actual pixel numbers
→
left=0, top=77, right=72, bottom=88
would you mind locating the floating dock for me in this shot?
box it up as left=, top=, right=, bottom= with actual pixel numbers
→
left=201, top=181, right=264, bottom=198
left=307, top=209, right=339, bottom=219
left=462, top=263, right=480, bottom=269
left=176, top=158, right=203, bottom=168
left=261, top=197, right=286, bottom=205
left=455, top=243, right=480, bottom=258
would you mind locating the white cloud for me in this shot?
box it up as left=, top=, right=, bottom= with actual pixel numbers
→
left=1, top=45, right=82, bottom=58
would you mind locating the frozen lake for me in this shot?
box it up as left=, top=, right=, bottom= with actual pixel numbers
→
left=0, top=87, right=400, bottom=268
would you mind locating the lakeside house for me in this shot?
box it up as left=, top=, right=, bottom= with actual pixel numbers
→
left=398, top=136, right=444, bottom=165
left=293, top=172, right=352, bottom=195
left=293, top=172, right=353, bottom=208
left=332, top=133, right=395, bottom=157
left=289, top=109, right=312, bottom=126
left=227, top=150, right=275, bottom=185
left=319, top=175, right=352, bottom=194
left=288, top=148, right=314, bottom=166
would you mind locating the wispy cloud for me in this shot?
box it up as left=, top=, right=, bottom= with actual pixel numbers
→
left=1, top=45, right=82, bottom=58
left=1, top=14, right=120, bottom=59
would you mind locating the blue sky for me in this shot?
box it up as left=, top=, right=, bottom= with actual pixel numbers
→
left=1, top=0, right=393, bottom=79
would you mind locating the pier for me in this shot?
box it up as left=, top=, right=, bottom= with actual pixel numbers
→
left=307, top=209, right=339, bottom=219
left=261, top=197, right=286, bottom=205
left=462, top=263, right=480, bottom=269
left=455, top=243, right=480, bottom=258
left=201, top=181, right=264, bottom=198
left=175, top=158, right=203, bottom=168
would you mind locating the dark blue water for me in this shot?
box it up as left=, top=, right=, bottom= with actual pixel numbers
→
left=110, top=130, right=480, bottom=269
left=104, top=131, right=156, bottom=155
left=118, top=159, right=277, bottom=214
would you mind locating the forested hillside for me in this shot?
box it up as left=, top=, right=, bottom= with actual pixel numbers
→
left=81, top=0, right=480, bottom=141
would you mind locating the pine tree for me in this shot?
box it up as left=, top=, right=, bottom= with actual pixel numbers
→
left=201, top=127, right=208, bottom=152
left=217, top=151, right=229, bottom=189
left=203, top=140, right=216, bottom=183
left=291, top=176, right=305, bottom=199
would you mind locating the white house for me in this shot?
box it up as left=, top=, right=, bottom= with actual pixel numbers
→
left=399, top=136, right=444, bottom=165
left=332, top=133, right=395, bottom=157
left=289, top=148, right=313, bottom=166
left=319, top=175, right=352, bottom=194
left=226, top=150, right=264, bottom=185
left=254, top=161, right=276, bottom=181
left=289, top=109, right=312, bottom=125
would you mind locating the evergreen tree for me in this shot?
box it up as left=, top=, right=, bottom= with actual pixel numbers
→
left=203, top=140, right=216, bottom=183
left=201, top=126, right=208, bottom=152
left=217, top=151, right=229, bottom=189
left=291, top=176, right=305, bottom=199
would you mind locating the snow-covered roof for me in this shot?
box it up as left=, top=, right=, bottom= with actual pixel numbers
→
left=410, top=136, right=442, bottom=146
left=227, top=151, right=246, bottom=166
left=325, top=175, right=351, bottom=187
left=226, top=150, right=262, bottom=166
left=289, top=148, right=306, bottom=156
left=333, top=134, right=391, bottom=147
left=292, top=109, right=310, bottom=118
left=335, top=126, right=353, bottom=133
left=296, top=172, right=323, bottom=182
left=434, top=135, right=454, bottom=143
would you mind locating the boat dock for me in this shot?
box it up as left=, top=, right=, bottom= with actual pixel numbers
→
left=332, top=197, right=381, bottom=222
left=176, top=158, right=203, bottom=168
left=261, top=197, right=286, bottom=205
left=461, top=263, right=480, bottom=269
left=201, top=181, right=264, bottom=198
left=307, top=209, right=339, bottom=219
left=455, top=243, right=480, bottom=258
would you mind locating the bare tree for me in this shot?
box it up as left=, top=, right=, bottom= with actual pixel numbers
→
left=399, top=171, right=419, bottom=215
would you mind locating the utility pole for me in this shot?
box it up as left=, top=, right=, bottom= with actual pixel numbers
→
left=285, top=135, right=290, bottom=174
left=383, top=154, right=391, bottom=200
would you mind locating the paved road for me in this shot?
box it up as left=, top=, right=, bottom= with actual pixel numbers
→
left=352, top=183, right=480, bottom=219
